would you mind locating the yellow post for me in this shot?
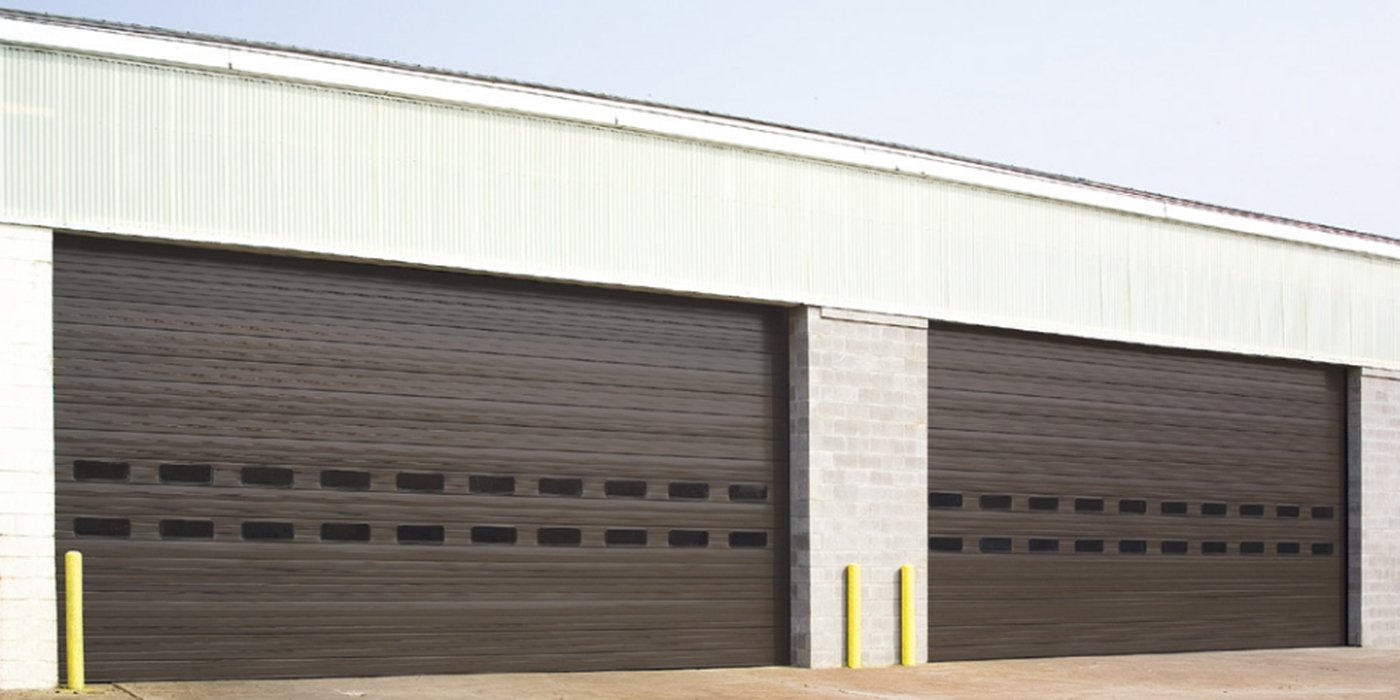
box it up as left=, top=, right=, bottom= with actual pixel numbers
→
left=846, top=564, right=861, bottom=669
left=900, top=564, right=915, bottom=666
left=65, top=550, right=84, bottom=691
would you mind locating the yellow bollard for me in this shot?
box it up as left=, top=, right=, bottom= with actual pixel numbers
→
left=65, top=550, right=84, bottom=691
left=846, top=564, right=861, bottom=669
left=900, top=564, right=915, bottom=666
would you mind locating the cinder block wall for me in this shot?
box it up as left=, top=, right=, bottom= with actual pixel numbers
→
left=0, top=224, right=55, bottom=690
left=1352, top=367, right=1400, bottom=648
left=790, top=307, right=928, bottom=668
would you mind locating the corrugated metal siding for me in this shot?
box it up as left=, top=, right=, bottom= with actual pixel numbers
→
left=3, top=45, right=1399, bottom=368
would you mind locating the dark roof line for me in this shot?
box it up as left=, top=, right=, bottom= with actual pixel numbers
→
left=2, top=7, right=1394, bottom=247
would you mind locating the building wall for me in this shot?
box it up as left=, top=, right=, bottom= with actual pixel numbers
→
left=1352, top=367, right=1400, bottom=647
left=790, top=308, right=927, bottom=667
left=2, top=21, right=1400, bottom=686
left=1, top=45, right=1399, bottom=371
left=0, top=224, right=55, bottom=690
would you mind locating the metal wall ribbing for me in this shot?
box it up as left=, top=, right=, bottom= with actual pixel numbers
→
left=2, top=45, right=1398, bottom=369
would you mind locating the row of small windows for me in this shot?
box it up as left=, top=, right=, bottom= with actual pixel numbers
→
left=930, top=536, right=1335, bottom=556
left=72, top=461, right=767, bottom=502
left=929, top=492, right=1334, bottom=520
left=71, top=517, right=769, bottom=548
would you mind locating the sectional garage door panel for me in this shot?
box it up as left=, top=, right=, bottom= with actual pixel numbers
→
left=927, top=322, right=1346, bottom=661
left=54, top=235, right=788, bottom=681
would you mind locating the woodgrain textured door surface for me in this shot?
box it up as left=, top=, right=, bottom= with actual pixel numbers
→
left=927, top=322, right=1345, bottom=661
left=54, top=234, right=788, bottom=681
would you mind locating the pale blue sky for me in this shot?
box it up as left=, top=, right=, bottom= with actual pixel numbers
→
left=7, top=1, right=1398, bottom=237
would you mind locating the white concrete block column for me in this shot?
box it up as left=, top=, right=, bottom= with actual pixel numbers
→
left=1351, top=367, right=1400, bottom=648
left=0, top=224, right=56, bottom=690
left=790, top=307, right=928, bottom=668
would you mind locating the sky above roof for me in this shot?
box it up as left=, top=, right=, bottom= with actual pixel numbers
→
left=7, top=0, right=1398, bottom=239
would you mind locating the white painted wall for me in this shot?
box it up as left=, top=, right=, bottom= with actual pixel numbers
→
left=0, top=224, right=55, bottom=690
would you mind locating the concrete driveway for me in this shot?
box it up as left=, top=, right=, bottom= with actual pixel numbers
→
left=10, top=648, right=1400, bottom=699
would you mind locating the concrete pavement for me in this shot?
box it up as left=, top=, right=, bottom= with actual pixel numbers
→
left=7, top=648, right=1400, bottom=699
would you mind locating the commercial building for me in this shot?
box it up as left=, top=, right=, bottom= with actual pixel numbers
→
left=1, top=9, right=1397, bottom=689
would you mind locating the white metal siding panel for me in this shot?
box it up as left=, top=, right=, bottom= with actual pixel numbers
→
left=3, top=46, right=1399, bottom=369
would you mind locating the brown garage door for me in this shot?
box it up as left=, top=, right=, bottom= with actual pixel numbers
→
left=928, top=322, right=1345, bottom=661
left=54, top=234, right=788, bottom=681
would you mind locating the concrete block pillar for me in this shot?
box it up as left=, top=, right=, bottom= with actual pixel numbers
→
left=0, top=224, right=55, bottom=690
left=1351, top=367, right=1400, bottom=648
left=790, top=307, right=928, bottom=668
